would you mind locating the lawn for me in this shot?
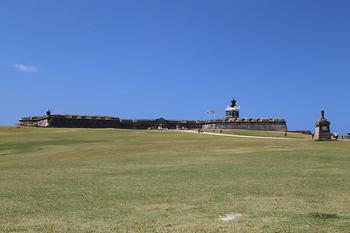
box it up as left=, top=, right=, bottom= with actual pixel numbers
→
left=0, top=127, right=350, bottom=233
left=202, top=128, right=311, bottom=139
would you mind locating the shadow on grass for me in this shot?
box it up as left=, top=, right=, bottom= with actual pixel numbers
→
left=0, top=139, right=105, bottom=155
left=309, top=212, right=340, bottom=220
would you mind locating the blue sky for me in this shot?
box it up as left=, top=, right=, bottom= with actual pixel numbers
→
left=1, top=0, right=349, bottom=133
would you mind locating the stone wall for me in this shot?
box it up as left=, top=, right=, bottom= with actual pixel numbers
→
left=19, top=116, right=49, bottom=127
left=202, top=118, right=288, bottom=131
left=49, top=115, right=121, bottom=128
left=20, top=115, right=121, bottom=128
left=105, top=118, right=202, bottom=129
left=19, top=115, right=287, bottom=131
left=19, top=115, right=203, bottom=129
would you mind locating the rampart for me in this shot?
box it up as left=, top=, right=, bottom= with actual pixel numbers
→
left=202, top=118, right=288, bottom=131
left=19, top=115, right=121, bottom=128
left=19, top=115, right=203, bottom=129
left=19, top=109, right=288, bottom=131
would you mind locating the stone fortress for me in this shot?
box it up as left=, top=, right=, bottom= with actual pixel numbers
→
left=202, top=99, right=287, bottom=131
left=19, top=110, right=202, bottom=130
left=19, top=99, right=288, bottom=131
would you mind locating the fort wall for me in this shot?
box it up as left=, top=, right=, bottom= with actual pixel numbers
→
left=202, top=118, right=288, bottom=131
left=19, top=105, right=287, bottom=131
left=19, top=115, right=287, bottom=131
left=19, top=115, right=121, bottom=128
left=19, top=115, right=203, bottom=129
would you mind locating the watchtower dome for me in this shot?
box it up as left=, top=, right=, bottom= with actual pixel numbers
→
left=225, top=98, right=240, bottom=119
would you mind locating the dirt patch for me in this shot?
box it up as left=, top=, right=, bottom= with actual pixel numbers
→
left=219, top=212, right=243, bottom=221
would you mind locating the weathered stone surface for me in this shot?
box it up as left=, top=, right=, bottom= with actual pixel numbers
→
left=314, top=110, right=331, bottom=141
left=19, top=114, right=287, bottom=131
left=202, top=118, right=288, bottom=131
left=19, top=99, right=288, bottom=131
left=225, top=106, right=240, bottom=119
left=19, top=115, right=121, bottom=128
left=19, top=115, right=203, bottom=129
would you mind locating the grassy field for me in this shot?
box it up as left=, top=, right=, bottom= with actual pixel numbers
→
left=0, top=127, right=350, bottom=233
left=202, top=128, right=311, bottom=139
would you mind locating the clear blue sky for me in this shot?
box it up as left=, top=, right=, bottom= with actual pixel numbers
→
left=1, top=0, right=349, bottom=133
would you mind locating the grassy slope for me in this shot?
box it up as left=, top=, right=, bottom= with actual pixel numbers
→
left=202, top=128, right=311, bottom=139
left=0, top=127, right=350, bottom=233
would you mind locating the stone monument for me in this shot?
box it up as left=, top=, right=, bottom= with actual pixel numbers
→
left=225, top=98, right=240, bottom=119
left=314, top=110, right=331, bottom=141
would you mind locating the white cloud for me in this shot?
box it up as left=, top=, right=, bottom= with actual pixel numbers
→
left=14, top=64, right=38, bottom=72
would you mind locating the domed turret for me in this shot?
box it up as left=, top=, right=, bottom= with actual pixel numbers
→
left=225, top=98, right=240, bottom=119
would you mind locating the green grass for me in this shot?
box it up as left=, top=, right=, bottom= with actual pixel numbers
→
left=0, top=126, right=350, bottom=233
left=202, top=128, right=311, bottom=139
